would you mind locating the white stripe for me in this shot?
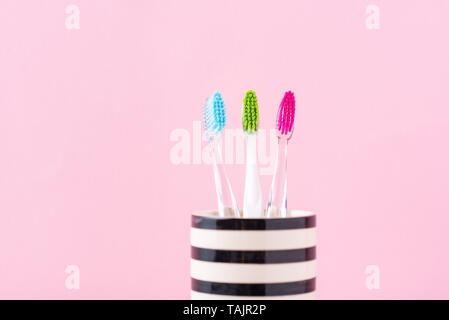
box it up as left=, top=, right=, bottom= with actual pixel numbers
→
left=191, top=259, right=316, bottom=283
left=191, top=228, right=316, bottom=250
left=191, top=290, right=316, bottom=300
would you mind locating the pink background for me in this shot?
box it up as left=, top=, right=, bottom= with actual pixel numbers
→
left=1, top=0, right=449, bottom=299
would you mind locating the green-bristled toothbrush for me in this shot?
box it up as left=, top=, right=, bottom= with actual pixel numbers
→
left=242, top=90, right=263, bottom=218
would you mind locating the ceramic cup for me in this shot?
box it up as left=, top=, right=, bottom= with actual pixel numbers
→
left=190, top=210, right=316, bottom=300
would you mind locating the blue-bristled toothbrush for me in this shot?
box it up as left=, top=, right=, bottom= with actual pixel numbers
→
left=242, top=90, right=263, bottom=218
left=266, top=91, right=296, bottom=217
left=203, top=91, right=240, bottom=217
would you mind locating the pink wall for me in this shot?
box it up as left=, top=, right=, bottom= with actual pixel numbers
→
left=1, top=0, right=448, bottom=299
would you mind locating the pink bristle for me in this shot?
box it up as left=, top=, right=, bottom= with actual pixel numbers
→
left=277, top=91, right=295, bottom=135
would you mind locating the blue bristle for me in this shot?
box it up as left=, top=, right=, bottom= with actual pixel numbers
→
left=203, top=91, right=226, bottom=137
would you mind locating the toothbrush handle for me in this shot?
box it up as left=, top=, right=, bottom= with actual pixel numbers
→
left=243, top=134, right=263, bottom=217
left=266, top=139, right=288, bottom=217
left=243, top=163, right=263, bottom=217
left=211, top=141, right=240, bottom=217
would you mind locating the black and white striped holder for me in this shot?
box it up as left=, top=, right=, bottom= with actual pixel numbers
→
left=190, top=210, right=316, bottom=300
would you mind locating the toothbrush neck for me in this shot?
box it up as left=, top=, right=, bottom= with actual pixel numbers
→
left=266, top=137, right=289, bottom=217
left=246, top=134, right=258, bottom=166
left=210, top=137, right=239, bottom=217
left=274, top=138, right=288, bottom=189
left=277, top=137, right=288, bottom=164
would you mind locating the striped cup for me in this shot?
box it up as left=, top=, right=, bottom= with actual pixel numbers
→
left=190, top=210, right=316, bottom=300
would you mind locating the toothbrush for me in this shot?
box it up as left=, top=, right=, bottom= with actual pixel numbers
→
left=266, top=91, right=296, bottom=218
left=242, top=90, right=263, bottom=218
left=203, top=91, right=240, bottom=217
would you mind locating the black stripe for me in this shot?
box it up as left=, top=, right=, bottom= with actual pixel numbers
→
left=191, top=246, right=316, bottom=263
left=192, top=215, right=315, bottom=230
left=191, top=278, right=316, bottom=296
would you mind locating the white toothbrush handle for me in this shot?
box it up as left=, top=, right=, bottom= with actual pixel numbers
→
left=210, top=139, right=240, bottom=217
left=266, top=138, right=288, bottom=217
left=243, top=134, right=263, bottom=218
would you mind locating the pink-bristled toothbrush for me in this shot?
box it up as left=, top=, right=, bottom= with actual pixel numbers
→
left=266, top=91, right=296, bottom=217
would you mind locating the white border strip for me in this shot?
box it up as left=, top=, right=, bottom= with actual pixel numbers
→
left=191, top=228, right=316, bottom=250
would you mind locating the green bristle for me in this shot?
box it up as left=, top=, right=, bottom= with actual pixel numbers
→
left=243, top=90, right=259, bottom=133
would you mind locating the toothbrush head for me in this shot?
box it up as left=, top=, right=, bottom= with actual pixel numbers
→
left=276, top=90, right=295, bottom=139
left=242, top=90, right=259, bottom=134
left=203, top=91, right=226, bottom=140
